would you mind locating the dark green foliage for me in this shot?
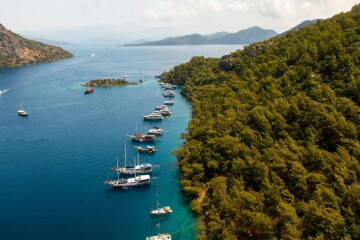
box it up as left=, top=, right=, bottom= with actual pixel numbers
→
left=82, top=79, right=138, bottom=87
left=164, top=4, right=360, bottom=240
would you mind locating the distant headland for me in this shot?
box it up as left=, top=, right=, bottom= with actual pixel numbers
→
left=82, top=79, right=138, bottom=87
left=0, top=23, right=73, bottom=68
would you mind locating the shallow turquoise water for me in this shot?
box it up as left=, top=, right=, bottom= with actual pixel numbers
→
left=0, top=44, right=243, bottom=240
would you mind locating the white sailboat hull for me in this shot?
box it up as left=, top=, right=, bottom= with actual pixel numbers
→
left=150, top=206, right=172, bottom=215
left=146, top=234, right=171, bottom=240
left=104, top=175, right=151, bottom=189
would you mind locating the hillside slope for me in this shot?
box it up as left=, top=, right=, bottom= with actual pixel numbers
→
left=0, top=24, right=73, bottom=67
left=162, top=4, right=360, bottom=240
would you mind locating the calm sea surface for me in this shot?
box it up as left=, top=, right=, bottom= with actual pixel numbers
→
left=0, top=44, right=243, bottom=240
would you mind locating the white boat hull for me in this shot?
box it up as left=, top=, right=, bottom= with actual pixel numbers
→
left=150, top=206, right=172, bottom=215
left=146, top=234, right=171, bottom=240
left=104, top=175, right=151, bottom=188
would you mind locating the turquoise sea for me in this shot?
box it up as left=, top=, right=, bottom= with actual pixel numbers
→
left=0, top=44, right=243, bottom=240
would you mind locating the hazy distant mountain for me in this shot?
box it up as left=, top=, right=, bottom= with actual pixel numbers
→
left=126, top=34, right=210, bottom=46
left=21, top=24, right=177, bottom=44
left=124, top=26, right=278, bottom=46
left=279, top=19, right=320, bottom=36
left=0, top=23, right=73, bottom=68
left=204, top=31, right=230, bottom=39
left=27, top=37, right=71, bottom=46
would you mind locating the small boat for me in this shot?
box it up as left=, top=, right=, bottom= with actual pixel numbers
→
left=144, top=112, right=164, bottom=120
left=146, top=233, right=171, bottom=240
left=128, top=133, right=156, bottom=142
left=135, top=145, right=157, bottom=153
left=158, top=109, right=171, bottom=116
left=139, top=69, right=144, bottom=82
left=155, top=105, right=167, bottom=110
left=84, top=87, right=94, bottom=94
left=164, top=84, right=176, bottom=90
left=17, top=102, right=28, bottom=117
left=150, top=206, right=173, bottom=216
left=146, top=234, right=171, bottom=240
left=148, top=127, right=164, bottom=135
left=147, top=185, right=172, bottom=239
left=163, top=90, right=175, bottom=97
left=163, top=100, right=174, bottom=105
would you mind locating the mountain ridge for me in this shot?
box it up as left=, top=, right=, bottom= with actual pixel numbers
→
left=124, top=26, right=278, bottom=46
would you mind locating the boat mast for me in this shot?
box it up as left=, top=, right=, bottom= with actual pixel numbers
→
left=124, top=144, right=127, bottom=168
left=137, top=148, right=140, bottom=165
left=116, top=156, right=119, bottom=181
left=157, top=184, right=160, bottom=236
left=134, top=156, right=137, bottom=178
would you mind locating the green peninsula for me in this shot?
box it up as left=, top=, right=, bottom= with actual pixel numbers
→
left=82, top=79, right=138, bottom=87
left=162, top=4, right=360, bottom=240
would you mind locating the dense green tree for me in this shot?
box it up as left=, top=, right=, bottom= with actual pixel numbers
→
left=163, top=4, right=360, bottom=239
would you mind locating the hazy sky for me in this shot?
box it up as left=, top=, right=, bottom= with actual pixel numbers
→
left=1, top=0, right=359, bottom=35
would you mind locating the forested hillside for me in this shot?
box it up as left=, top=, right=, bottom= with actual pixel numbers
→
left=0, top=24, right=73, bottom=68
left=162, top=4, right=360, bottom=239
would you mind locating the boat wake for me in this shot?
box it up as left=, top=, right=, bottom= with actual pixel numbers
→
left=0, top=89, right=9, bottom=95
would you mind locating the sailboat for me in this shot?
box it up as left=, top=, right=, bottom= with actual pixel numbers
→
left=150, top=185, right=172, bottom=216
left=139, top=69, right=144, bottom=82
left=112, top=147, right=160, bottom=175
left=104, top=150, right=151, bottom=189
left=128, top=122, right=156, bottom=142
left=148, top=127, right=164, bottom=135
left=135, top=145, right=157, bottom=153
left=147, top=185, right=172, bottom=239
left=17, top=102, right=28, bottom=116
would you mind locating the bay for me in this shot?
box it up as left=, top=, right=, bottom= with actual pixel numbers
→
left=0, top=44, right=243, bottom=240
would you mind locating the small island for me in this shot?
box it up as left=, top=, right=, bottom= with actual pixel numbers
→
left=82, top=78, right=138, bottom=87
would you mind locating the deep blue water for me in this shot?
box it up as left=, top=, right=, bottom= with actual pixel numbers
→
left=0, top=44, right=243, bottom=240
